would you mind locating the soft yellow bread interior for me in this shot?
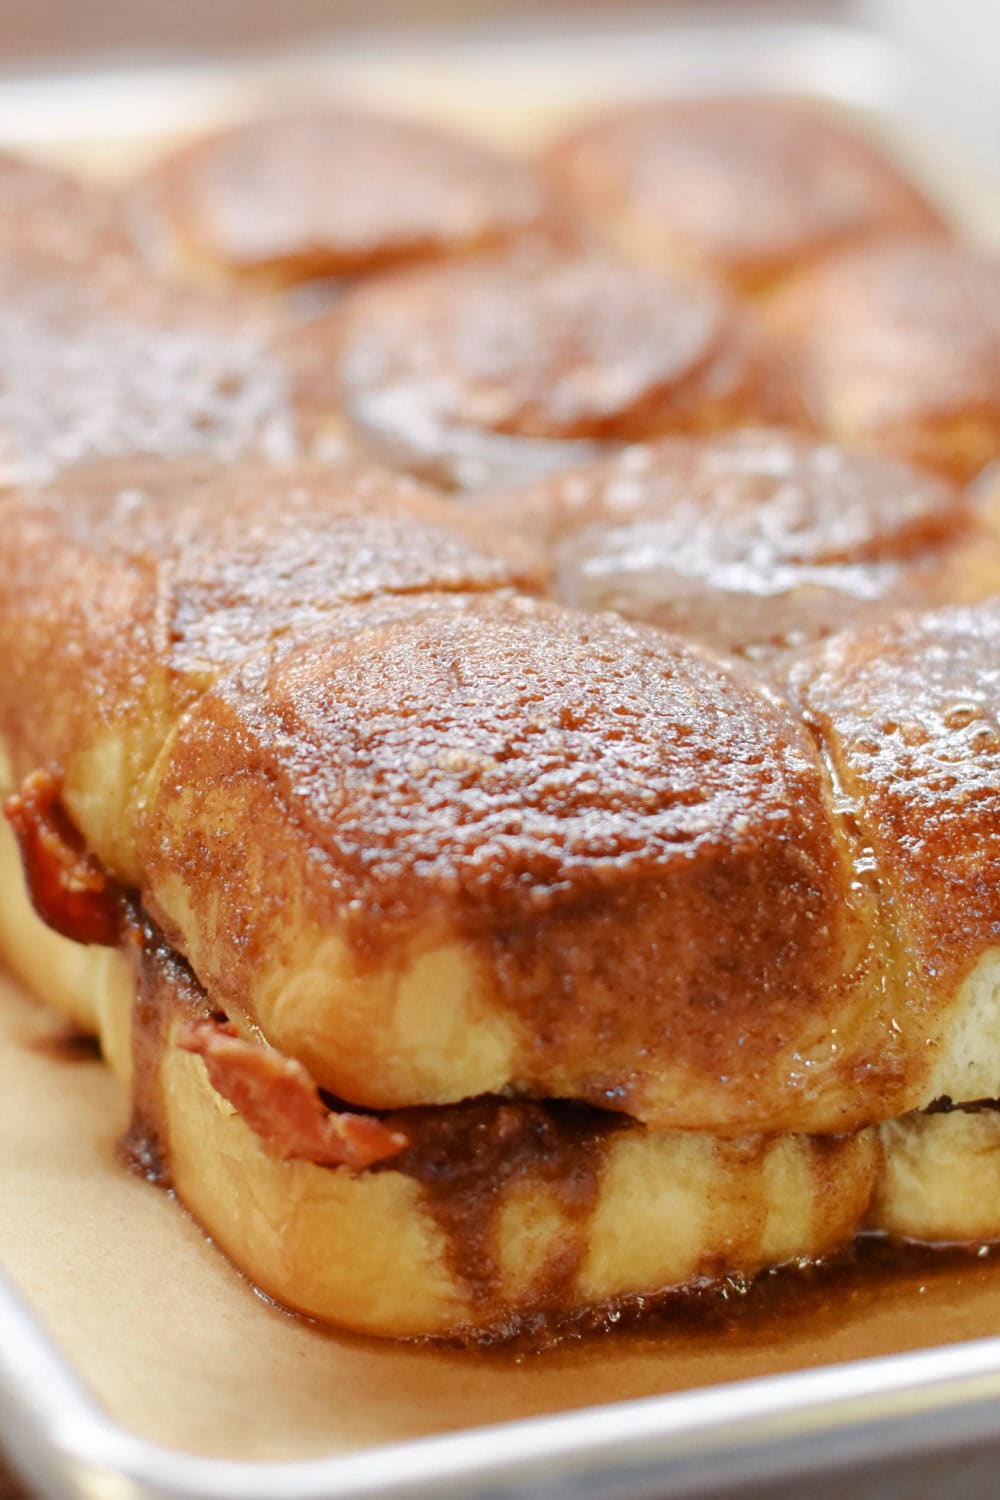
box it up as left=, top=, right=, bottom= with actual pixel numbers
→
left=873, top=1111, right=1000, bottom=1244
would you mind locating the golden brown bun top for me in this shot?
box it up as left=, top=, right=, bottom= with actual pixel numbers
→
left=0, top=252, right=294, bottom=486
left=789, top=599, right=1000, bottom=992
left=140, top=588, right=883, bottom=1131
left=0, top=149, right=131, bottom=264
left=770, top=237, right=1000, bottom=481
left=203, top=593, right=836, bottom=927
left=0, top=459, right=543, bottom=887
left=287, top=249, right=802, bottom=487
left=133, top=109, right=562, bottom=284
left=543, top=97, right=945, bottom=294
left=482, top=430, right=991, bottom=661
left=0, top=455, right=541, bottom=687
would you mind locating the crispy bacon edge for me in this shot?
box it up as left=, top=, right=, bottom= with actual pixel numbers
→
left=176, top=1019, right=408, bottom=1171
left=5, top=769, right=124, bottom=946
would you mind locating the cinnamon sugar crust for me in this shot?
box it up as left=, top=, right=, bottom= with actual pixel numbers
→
left=0, top=252, right=294, bottom=487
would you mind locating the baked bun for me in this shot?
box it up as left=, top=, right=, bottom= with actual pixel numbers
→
left=542, top=97, right=945, bottom=297
left=2, top=805, right=993, bottom=1344
left=140, top=590, right=888, bottom=1134
left=8, top=477, right=1000, bottom=1336
left=5, top=104, right=1000, bottom=1344
left=0, top=252, right=293, bottom=486
left=283, top=249, right=804, bottom=489
left=770, top=237, right=1000, bottom=482
left=480, top=430, right=1000, bottom=662
left=787, top=602, right=1000, bottom=1113
left=0, top=459, right=541, bottom=891
left=131, top=110, right=565, bottom=289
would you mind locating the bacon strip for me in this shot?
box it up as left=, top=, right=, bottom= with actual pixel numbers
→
left=176, top=1019, right=407, bottom=1170
left=5, top=769, right=124, bottom=946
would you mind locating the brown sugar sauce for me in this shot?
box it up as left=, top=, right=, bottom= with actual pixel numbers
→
left=246, top=1235, right=1000, bottom=1367
left=510, top=1238, right=1000, bottom=1355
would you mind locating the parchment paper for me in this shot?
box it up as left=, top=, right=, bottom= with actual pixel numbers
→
left=5, top=975, right=1000, bottom=1464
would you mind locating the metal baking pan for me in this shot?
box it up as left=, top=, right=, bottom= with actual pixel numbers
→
left=1, top=16, right=999, bottom=1500
left=6, top=1256, right=1000, bottom=1500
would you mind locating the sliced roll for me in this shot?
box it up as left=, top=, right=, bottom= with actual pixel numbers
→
left=94, top=931, right=1000, bottom=1340
left=787, top=601, right=1000, bottom=1112
left=95, top=932, right=879, bottom=1341
left=139, top=590, right=889, bottom=1134
left=0, top=459, right=542, bottom=1025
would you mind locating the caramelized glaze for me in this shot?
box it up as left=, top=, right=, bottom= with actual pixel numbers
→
left=142, top=592, right=873, bottom=1130
left=120, top=918, right=192, bottom=1186
left=490, top=1238, right=1000, bottom=1353
left=286, top=250, right=802, bottom=487
left=543, top=98, right=945, bottom=294
left=790, top=601, right=1000, bottom=999
left=0, top=253, right=294, bottom=486
left=483, top=430, right=985, bottom=661
left=133, top=110, right=562, bottom=284
left=384, top=1097, right=623, bottom=1319
left=0, top=459, right=542, bottom=880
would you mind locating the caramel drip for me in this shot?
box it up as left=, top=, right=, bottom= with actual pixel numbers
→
left=382, top=1098, right=623, bottom=1322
